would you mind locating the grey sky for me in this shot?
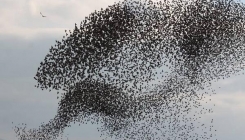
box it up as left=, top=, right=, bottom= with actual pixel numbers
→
left=0, top=0, right=245, bottom=140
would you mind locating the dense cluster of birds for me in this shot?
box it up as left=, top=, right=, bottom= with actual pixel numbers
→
left=14, top=0, right=245, bottom=139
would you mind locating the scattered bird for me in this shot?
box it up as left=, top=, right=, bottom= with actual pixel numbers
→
left=40, top=12, right=46, bottom=17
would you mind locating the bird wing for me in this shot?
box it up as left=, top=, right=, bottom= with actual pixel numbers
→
left=40, top=12, right=46, bottom=17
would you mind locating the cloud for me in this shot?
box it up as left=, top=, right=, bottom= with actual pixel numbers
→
left=1, top=0, right=245, bottom=140
left=0, top=0, right=120, bottom=39
left=28, top=0, right=39, bottom=16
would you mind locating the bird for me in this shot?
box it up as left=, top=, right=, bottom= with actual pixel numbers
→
left=40, top=12, right=47, bottom=17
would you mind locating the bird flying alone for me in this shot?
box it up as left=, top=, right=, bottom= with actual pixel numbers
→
left=40, top=12, right=46, bottom=17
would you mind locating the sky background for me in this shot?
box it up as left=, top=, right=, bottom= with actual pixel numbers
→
left=0, top=0, right=245, bottom=140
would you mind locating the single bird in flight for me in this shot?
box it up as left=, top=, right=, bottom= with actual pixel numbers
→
left=40, top=12, right=46, bottom=17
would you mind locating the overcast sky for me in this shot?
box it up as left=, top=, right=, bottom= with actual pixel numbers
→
left=1, top=0, right=245, bottom=140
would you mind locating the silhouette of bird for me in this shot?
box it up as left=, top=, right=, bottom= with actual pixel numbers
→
left=40, top=12, right=46, bottom=17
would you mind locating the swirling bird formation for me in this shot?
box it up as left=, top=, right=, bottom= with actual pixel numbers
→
left=14, top=0, right=245, bottom=139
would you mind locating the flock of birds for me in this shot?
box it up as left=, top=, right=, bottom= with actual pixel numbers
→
left=13, top=0, right=245, bottom=139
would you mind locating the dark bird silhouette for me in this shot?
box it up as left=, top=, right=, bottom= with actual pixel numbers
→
left=40, top=12, right=46, bottom=17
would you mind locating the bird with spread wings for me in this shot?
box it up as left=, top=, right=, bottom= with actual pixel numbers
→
left=40, top=12, right=46, bottom=17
